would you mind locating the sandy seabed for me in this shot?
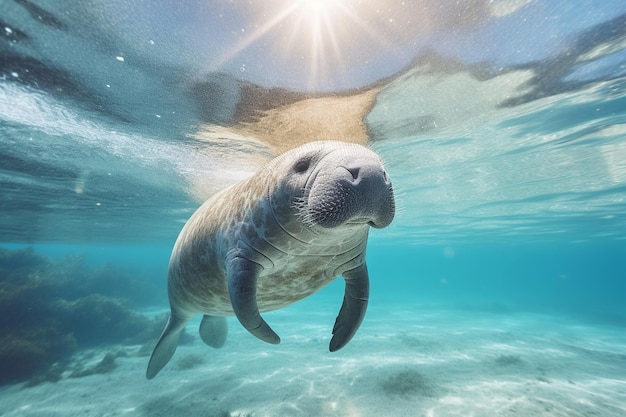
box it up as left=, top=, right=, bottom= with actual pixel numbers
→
left=1, top=303, right=625, bottom=417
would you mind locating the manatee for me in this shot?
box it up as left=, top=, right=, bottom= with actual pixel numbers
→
left=147, top=141, right=395, bottom=379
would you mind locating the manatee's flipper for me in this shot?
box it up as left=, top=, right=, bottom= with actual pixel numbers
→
left=199, top=315, right=228, bottom=348
left=330, top=263, right=369, bottom=352
left=227, top=256, right=280, bottom=345
left=146, top=314, right=189, bottom=379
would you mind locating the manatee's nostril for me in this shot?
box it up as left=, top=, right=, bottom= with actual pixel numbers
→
left=347, top=167, right=360, bottom=181
left=383, top=170, right=390, bottom=184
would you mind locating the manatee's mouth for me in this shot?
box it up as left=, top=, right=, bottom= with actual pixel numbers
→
left=347, top=218, right=377, bottom=227
left=346, top=197, right=394, bottom=229
left=368, top=218, right=392, bottom=229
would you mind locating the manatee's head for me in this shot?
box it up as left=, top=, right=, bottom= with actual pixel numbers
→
left=270, top=141, right=395, bottom=231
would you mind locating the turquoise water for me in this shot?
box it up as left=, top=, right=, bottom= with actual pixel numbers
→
left=2, top=1, right=626, bottom=416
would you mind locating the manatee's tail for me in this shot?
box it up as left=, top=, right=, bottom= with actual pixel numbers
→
left=146, top=314, right=189, bottom=379
left=199, top=314, right=228, bottom=348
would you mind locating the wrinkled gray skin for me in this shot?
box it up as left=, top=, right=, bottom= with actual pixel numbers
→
left=147, top=141, right=395, bottom=379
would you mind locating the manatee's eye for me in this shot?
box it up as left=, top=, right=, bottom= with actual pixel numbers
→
left=293, top=157, right=311, bottom=173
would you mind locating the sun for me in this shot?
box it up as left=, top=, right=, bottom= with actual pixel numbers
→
left=299, top=0, right=340, bottom=13
left=288, top=0, right=346, bottom=85
left=210, top=0, right=392, bottom=91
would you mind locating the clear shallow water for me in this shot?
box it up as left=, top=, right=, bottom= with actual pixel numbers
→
left=371, top=77, right=626, bottom=244
left=1, top=1, right=626, bottom=416
left=2, top=302, right=625, bottom=417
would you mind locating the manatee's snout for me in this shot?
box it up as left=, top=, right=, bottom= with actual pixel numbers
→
left=306, top=157, right=395, bottom=229
left=340, top=161, right=395, bottom=229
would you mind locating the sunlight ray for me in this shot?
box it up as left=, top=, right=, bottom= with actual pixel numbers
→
left=209, top=2, right=301, bottom=71
left=334, top=1, right=396, bottom=51
left=321, top=11, right=345, bottom=79
left=208, top=0, right=400, bottom=90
